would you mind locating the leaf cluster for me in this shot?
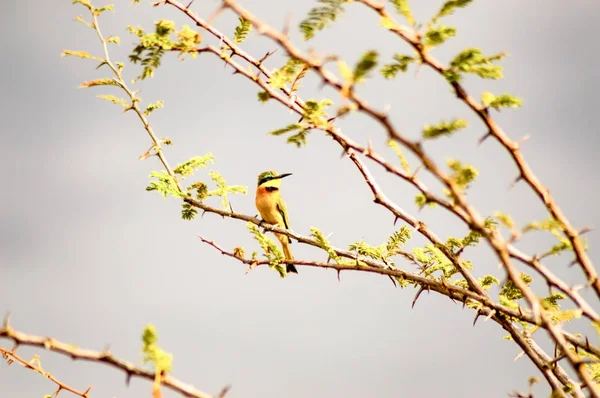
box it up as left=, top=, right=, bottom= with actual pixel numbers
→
left=381, top=54, right=415, bottom=79
left=141, top=325, right=173, bottom=374
left=128, top=20, right=201, bottom=81
left=299, top=0, right=349, bottom=40
left=247, top=223, right=287, bottom=277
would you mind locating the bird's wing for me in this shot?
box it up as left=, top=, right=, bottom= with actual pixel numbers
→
left=276, top=199, right=292, bottom=244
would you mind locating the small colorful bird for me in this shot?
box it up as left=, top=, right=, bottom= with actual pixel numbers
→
left=255, top=170, right=297, bottom=274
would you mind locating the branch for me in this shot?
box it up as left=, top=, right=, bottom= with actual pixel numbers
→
left=0, top=321, right=218, bottom=398
left=0, top=346, right=92, bottom=398
left=357, top=0, right=599, bottom=303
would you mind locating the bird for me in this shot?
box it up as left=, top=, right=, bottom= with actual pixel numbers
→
left=255, top=170, right=297, bottom=274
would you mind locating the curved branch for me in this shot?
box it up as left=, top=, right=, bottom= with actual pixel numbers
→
left=0, top=322, right=218, bottom=398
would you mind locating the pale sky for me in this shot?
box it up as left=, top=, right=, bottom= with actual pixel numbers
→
left=1, top=1, right=599, bottom=397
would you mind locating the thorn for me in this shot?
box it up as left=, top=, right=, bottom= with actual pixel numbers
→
left=217, top=385, right=232, bottom=398
left=207, top=5, right=226, bottom=26
left=229, top=202, right=234, bottom=214
left=568, top=258, right=578, bottom=268
left=393, top=216, right=399, bottom=226
left=258, top=49, right=277, bottom=64
left=516, top=135, right=530, bottom=147
left=337, top=269, right=341, bottom=282
left=477, top=131, right=492, bottom=146
left=412, top=286, right=425, bottom=308
left=579, top=226, right=594, bottom=235
left=2, top=312, right=11, bottom=329
left=508, top=175, right=523, bottom=191
left=125, top=372, right=132, bottom=386
left=484, top=309, right=495, bottom=322
left=282, top=12, right=292, bottom=37
left=473, top=309, right=481, bottom=326
left=412, top=164, right=423, bottom=179
left=388, top=275, right=398, bottom=287
left=366, top=138, right=373, bottom=156
left=513, top=351, right=526, bottom=362
left=185, top=0, right=194, bottom=9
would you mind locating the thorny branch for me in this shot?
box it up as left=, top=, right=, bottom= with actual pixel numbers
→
left=154, top=0, right=598, bottom=395
left=0, top=318, right=218, bottom=398
left=357, top=0, right=599, bottom=304
left=0, top=346, right=92, bottom=398
left=160, top=0, right=595, bottom=394
left=64, top=0, right=599, bottom=396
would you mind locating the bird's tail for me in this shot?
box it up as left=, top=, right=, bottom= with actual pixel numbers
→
left=276, top=233, right=298, bottom=274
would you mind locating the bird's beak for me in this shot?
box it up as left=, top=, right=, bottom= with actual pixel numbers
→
left=275, top=173, right=293, bottom=180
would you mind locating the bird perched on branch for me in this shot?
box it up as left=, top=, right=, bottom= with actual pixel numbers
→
left=255, top=170, right=297, bottom=274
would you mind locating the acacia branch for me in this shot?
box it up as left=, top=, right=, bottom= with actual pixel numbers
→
left=357, top=0, right=599, bottom=303
left=0, top=322, right=217, bottom=398
left=1, top=346, right=92, bottom=398
left=194, top=2, right=597, bottom=394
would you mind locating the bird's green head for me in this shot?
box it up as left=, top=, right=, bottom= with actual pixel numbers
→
left=257, top=170, right=292, bottom=187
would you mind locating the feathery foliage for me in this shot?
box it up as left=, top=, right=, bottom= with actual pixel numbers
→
left=247, top=223, right=287, bottom=277
left=381, top=54, right=414, bottom=79
left=389, top=0, right=415, bottom=25
left=422, top=119, right=468, bottom=139
left=299, top=0, right=349, bottom=40
left=141, top=325, right=172, bottom=373
left=233, top=17, right=252, bottom=43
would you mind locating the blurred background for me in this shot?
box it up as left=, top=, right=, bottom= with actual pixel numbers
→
left=1, top=0, right=599, bottom=397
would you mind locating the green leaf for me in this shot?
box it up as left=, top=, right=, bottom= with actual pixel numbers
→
left=61, top=50, right=103, bottom=61
left=141, top=325, right=172, bottom=373
left=72, top=0, right=93, bottom=11
left=269, top=123, right=303, bottom=136
left=494, top=211, right=515, bottom=229
left=79, top=78, right=121, bottom=88
left=478, top=275, right=500, bottom=290
left=449, top=48, right=505, bottom=80
left=257, top=91, right=271, bottom=103
left=269, top=58, right=306, bottom=89
left=422, top=119, right=467, bottom=139
left=499, top=272, right=533, bottom=301
left=387, top=140, right=410, bottom=174
left=299, top=0, right=349, bottom=40
left=311, top=227, right=341, bottom=263
left=301, top=98, right=333, bottom=128
left=94, top=4, right=115, bottom=15
left=181, top=202, right=198, bottom=220
left=415, top=193, right=437, bottom=208
left=389, top=0, right=415, bottom=25
left=233, top=17, right=252, bottom=43
left=144, top=100, right=164, bottom=115
left=385, top=226, right=412, bottom=258
left=173, top=154, right=215, bottom=177
left=146, top=171, right=186, bottom=199
left=431, top=0, right=473, bottom=25
left=206, top=170, right=248, bottom=209
left=106, top=36, right=120, bottom=45
left=349, top=241, right=385, bottom=261
left=481, top=92, right=524, bottom=110
left=447, top=159, right=478, bottom=190
left=174, top=25, right=202, bottom=58
left=541, top=292, right=566, bottom=311
left=381, top=54, right=414, bottom=79
left=424, top=25, right=456, bottom=48
left=128, top=20, right=179, bottom=80
left=97, top=94, right=128, bottom=107
left=247, top=222, right=287, bottom=277
left=353, top=51, right=378, bottom=83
